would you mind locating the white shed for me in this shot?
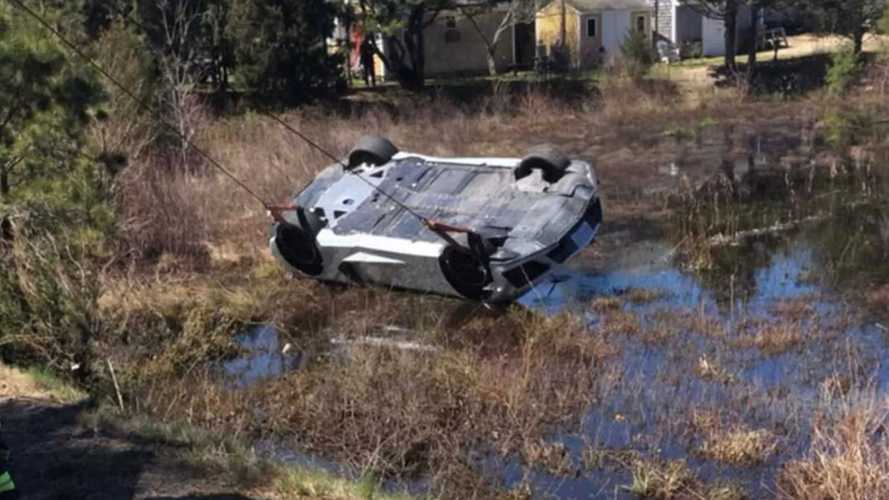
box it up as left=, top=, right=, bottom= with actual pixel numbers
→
left=536, top=0, right=654, bottom=69
left=651, top=0, right=753, bottom=57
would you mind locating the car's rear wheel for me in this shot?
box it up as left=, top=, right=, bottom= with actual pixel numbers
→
left=515, top=145, right=570, bottom=183
left=347, top=136, right=398, bottom=169
left=439, top=245, right=491, bottom=301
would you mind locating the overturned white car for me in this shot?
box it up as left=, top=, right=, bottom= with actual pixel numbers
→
left=270, top=136, right=602, bottom=303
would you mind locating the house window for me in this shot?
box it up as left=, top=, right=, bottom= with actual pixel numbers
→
left=636, top=15, right=646, bottom=33
left=444, top=16, right=460, bottom=43
left=587, top=18, right=597, bottom=38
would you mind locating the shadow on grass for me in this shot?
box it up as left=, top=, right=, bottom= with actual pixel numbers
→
left=0, top=399, right=254, bottom=499
left=216, top=75, right=603, bottom=118
left=146, top=495, right=253, bottom=499
left=712, top=52, right=878, bottom=95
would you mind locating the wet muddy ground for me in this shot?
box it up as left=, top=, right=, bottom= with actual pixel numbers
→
left=220, top=114, right=889, bottom=498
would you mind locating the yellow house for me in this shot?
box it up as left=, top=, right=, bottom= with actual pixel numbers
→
left=536, top=0, right=652, bottom=69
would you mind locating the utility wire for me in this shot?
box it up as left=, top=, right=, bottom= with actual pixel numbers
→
left=8, top=0, right=269, bottom=208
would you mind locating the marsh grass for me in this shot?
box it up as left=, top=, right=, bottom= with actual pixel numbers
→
left=522, top=440, right=574, bottom=477
left=251, top=312, right=613, bottom=481
left=698, top=427, right=779, bottom=466
left=780, top=388, right=889, bottom=499
left=734, top=320, right=806, bottom=356
left=626, top=288, right=668, bottom=305
left=624, top=458, right=697, bottom=499
left=101, top=278, right=617, bottom=492
left=695, top=355, right=736, bottom=384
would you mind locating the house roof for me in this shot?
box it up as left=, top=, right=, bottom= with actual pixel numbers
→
left=561, top=0, right=652, bottom=12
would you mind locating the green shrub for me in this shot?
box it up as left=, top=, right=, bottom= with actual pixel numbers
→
left=823, top=108, right=874, bottom=150
left=619, top=30, right=655, bottom=80
left=826, top=45, right=862, bottom=95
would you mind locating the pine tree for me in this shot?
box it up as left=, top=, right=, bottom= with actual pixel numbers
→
left=0, top=3, right=105, bottom=207
left=228, top=0, right=342, bottom=105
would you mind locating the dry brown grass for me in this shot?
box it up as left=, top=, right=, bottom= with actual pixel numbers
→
left=698, top=427, right=779, bottom=466
left=522, top=440, right=573, bottom=477
left=866, top=285, right=889, bottom=314
left=248, top=312, right=613, bottom=480
left=780, top=392, right=889, bottom=499
left=770, top=298, right=817, bottom=322
left=626, top=288, right=666, bottom=304
left=625, top=457, right=698, bottom=499
left=734, top=320, right=806, bottom=356
left=107, top=291, right=617, bottom=491
left=695, top=355, right=736, bottom=384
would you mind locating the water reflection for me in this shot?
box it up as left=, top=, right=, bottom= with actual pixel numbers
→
left=223, top=325, right=302, bottom=387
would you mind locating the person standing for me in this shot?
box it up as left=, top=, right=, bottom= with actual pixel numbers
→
left=0, top=426, right=16, bottom=500
left=360, top=36, right=377, bottom=88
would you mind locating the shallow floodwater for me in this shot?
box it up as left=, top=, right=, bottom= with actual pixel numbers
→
left=501, top=124, right=889, bottom=496
left=223, top=324, right=302, bottom=387
left=507, top=226, right=889, bottom=497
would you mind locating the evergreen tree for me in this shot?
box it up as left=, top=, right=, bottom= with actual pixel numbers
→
left=0, top=3, right=105, bottom=208
left=1, top=2, right=111, bottom=375
left=228, top=0, right=341, bottom=105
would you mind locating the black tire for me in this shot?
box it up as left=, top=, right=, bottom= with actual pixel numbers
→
left=439, top=246, right=491, bottom=301
left=515, top=145, right=570, bottom=182
left=347, top=136, right=398, bottom=169
left=275, top=223, right=324, bottom=276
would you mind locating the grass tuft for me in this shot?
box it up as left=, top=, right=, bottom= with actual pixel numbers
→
left=625, top=458, right=697, bottom=499
left=698, top=428, right=779, bottom=466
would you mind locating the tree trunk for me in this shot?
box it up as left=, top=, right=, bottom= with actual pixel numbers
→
left=464, top=8, right=513, bottom=77
left=0, top=165, right=10, bottom=248
left=1, top=165, right=11, bottom=249
left=486, top=48, right=498, bottom=76
left=853, top=28, right=864, bottom=55
left=0, top=167, right=8, bottom=201
left=724, top=0, right=738, bottom=71
left=387, top=6, right=426, bottom=90
left=747, top=3, right=759, bottom=82
left=411, top=7, right=427, bottom=87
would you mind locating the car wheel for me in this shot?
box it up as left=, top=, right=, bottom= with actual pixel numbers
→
left=515, top=145, right=570, bottom=182
left=347, top=135, right=398, bottom=169
left=439, top=245, right=491, bottom=301
left=275, top=222, right=324, bottom=276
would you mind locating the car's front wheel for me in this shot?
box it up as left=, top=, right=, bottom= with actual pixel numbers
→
left=347, top=136, right=398, bottom=169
